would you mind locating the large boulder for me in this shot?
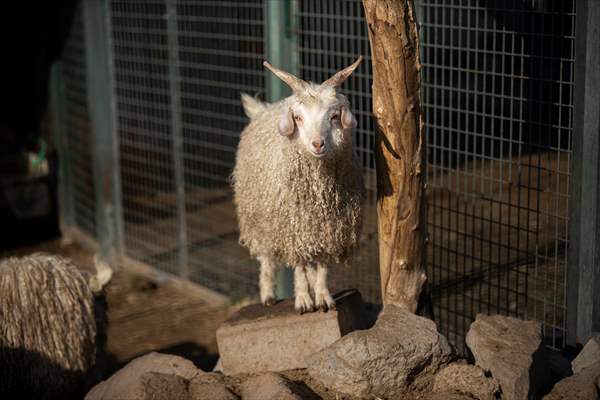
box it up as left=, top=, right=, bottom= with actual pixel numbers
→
left=307, top=305, right=453, bottom=399
left=432, top=362, right=499, bottom=400
left=543, top=360, right=600, bottom=400
left=466, top=314, right=551, bottom=400
left=86, top=352, right=202, bottom=400
left=85, top=352, right=236, bottom=400
left=240, top=372, right=318, bottom=400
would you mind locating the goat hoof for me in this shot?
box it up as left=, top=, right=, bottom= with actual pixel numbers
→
left=263, top=297, right=276, bottom=307
left=296, top=304, right=314, bottom=315
left=318, top=302, right=336, bottom=312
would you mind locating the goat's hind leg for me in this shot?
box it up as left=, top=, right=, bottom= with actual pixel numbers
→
left=258, top=255, right=277, bottom=306
left=314, top=263, right=336, bottom=311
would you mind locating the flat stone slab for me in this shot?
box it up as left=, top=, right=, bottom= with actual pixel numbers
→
left=216, top=289, right=364, bottom=375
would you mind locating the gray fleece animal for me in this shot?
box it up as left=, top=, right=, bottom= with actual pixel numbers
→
left=233, top=57, right=365, bottom=313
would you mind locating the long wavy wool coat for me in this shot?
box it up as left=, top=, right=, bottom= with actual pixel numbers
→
left=233, top=97, right=365, bottom=268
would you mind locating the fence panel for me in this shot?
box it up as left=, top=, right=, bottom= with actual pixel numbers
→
left=420, top=0, right=575, bottom=351
left=108, top=0, right=263, bottom=297
left=60, top=3, right=97, bottom=238
left=110, top=0, right=180, bottom=274
left=177, top=0, right=264, bottom=297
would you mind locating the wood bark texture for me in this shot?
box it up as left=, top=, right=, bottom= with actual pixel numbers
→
left=362, top=0, right=427, bottom=312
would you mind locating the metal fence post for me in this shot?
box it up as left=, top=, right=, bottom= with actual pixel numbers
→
left=82, top=0, right=124, bottom=260
left=264, top=0, right=298, bottom=299
left=567, top=0, right=600, bottom=346
left=166, top=0, right=189, bottom=279
left=50, top=61, right=75, bottom=231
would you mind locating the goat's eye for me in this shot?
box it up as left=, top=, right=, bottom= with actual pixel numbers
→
left=331, top=112, right=340, bottom=121
left=294, top=115, right=303, bottom=124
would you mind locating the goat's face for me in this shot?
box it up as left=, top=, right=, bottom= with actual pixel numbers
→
left=264, top=57, right=362, bottom=159
left=281, top=91, right=356, bottom=158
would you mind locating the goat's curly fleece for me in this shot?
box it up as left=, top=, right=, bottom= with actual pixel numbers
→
left=232, top=95, right=365, bottom=267
left=0, top=253, right=108, bottom=399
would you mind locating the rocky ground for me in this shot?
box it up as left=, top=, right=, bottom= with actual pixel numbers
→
left=3, top=238, right=597, bottom=399
left=84, top=304, right=600, bottom=400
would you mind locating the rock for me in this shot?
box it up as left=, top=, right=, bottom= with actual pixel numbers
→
left=85, top=352, right=202, bottom=400
left=572, top=334, right=600, bottom=374
left=217, top=289, right=364, bottom=375
left=427, top=393, right=475, bottom=400
left=466, top=314, right=551, bottom=400
left=307, top=305, right=453, bottom=399
left=543, top=360, right=600, bottom=400
left=432, top=363, right=499, bottom=400
left=190, top=372, right=238, bottom=400
left=140, top=372, right=190, bottom=400
left=240, top=372, right=317, bottom=400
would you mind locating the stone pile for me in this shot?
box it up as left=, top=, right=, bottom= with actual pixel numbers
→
left=86, top=291, right=600, bottom=400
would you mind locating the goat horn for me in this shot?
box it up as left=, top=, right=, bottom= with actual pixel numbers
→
left=321, top=56, right=363, bottom=88
left=263, top=61, right=307, bottom=94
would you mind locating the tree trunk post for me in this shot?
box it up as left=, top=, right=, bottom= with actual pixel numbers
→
left=362, top=0, right=427, bottom=312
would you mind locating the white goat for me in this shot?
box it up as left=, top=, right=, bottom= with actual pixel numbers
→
left=232, top=57, right=365, bottom=313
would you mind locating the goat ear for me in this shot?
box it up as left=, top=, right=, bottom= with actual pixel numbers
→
left=341, top=106, right=357, bottom=129
left=278, top=109, right=295, bottom=136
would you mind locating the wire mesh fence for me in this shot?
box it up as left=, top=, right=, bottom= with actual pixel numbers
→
left=57, top=0, right=578, bottom=352
left=60, top=2, right=96, bottom=237
left=109, top=0, right=263, bottom=296
left=420, top=0, right=574, bottom=351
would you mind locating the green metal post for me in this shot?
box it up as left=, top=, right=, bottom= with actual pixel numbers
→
left=50, top=61, right=75, bottom=231
left=264, top=0, right=298, bottom=299
left=82, top=0, right=124, bottom=260
left=567, top=0, right=600, bottom=346
left=166, top=0, right=189, bottom=279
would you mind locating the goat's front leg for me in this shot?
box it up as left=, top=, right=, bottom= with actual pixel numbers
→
left=314, top=263, right=336, bottom=311
left=294, top=265, right=314, bottom=314
left=258, top=255, right=277, bottom=306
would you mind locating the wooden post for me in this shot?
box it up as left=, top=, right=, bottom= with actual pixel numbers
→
left=363, top=0, right=427, bottom=312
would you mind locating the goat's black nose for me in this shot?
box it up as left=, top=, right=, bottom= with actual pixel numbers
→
left=312, top=139, right=324, bottom=151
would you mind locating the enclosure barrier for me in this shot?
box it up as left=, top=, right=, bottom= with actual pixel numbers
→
left=53, top=0, right=599, bottom=353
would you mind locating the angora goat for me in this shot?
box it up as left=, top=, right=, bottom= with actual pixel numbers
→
left=0, top=252, right=112, bottom=400
left=233, top=57, right=365, bottom=313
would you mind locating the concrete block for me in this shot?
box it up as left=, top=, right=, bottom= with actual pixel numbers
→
left=216, top=289, right=364, bottom=375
